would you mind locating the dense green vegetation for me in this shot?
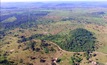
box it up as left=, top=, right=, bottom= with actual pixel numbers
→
left=65, top=28, right=96, bottom=52
left=1, top=11, right=50, bottom=30
left=19, top=28, right=96, bottom=52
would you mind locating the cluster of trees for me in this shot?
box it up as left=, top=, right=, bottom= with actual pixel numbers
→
left=89, top=11, right=105, bottom=18
left=18, top=28, right=96, bottom=52
left=18, top=36, right=57, bottom=53
left=0, top=57, right=12, bottom=65
left=70, top=53, right=83, bottom=65
left=62, top=17, right=75, bottom=21
left=0, top=51, right=14, bottom=65
left=91, top=11, right=105, bottom=16
left=64, top=28, right=96, bottom=52
left=1, top=11, right=50, bottom=30
left=24, top=41, right=36, bottom=51
left=17, top=36, right=28, bottom=43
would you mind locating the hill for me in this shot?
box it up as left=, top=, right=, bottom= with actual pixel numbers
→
left=0, top=1, right=107, bottom=65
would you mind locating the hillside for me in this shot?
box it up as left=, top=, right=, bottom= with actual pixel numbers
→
left=0, top=1, right=107, bottom=65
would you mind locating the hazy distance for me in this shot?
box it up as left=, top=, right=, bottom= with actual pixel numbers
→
left=1, top=0, right=107, bottom=2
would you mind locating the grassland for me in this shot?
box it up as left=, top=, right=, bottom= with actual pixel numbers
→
left=0, top=2, right=107, bottom=65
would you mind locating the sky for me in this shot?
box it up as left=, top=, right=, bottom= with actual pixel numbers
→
left=1, top=0, right=107, bottom=2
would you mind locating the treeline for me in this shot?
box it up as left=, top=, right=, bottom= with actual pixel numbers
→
left=1, top=11, right=50, bottom=30
left=18, top=28, right=96, bottom=52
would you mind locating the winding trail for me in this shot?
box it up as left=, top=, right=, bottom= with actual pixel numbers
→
left=49, top=41, right=107, bottom=56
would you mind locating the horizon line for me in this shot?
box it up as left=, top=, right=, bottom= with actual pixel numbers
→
left=1, top=1, right=107, bottom=3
